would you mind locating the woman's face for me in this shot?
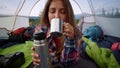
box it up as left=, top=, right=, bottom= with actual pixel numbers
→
left=48, top=0, right=67, bottom=23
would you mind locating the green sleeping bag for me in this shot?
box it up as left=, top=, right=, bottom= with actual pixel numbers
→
left=82, top=36, right=120, bottom=68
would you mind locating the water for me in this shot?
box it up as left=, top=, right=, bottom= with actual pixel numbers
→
left=0, top=16, right=29, bottom=39
left=78, top=16, right=120, bottom=38
left=96, top=16, right=120, bottom=38
left=0, top=16, right=29, bottom=31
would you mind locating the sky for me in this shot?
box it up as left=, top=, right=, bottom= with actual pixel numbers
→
left=0, top=0, right=120, bottom=16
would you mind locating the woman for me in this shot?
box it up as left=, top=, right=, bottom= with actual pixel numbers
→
left=31, top=0, right=82, bottom=67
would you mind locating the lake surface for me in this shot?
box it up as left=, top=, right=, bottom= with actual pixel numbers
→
left=0, top=16, right=29, bottom=31
left=79, top=16, right=120, bottom=38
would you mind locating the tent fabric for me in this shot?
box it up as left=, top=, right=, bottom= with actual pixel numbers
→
left=0, top=28, right=9, bottom=39
left=0, top=0, right=40, bottom=31
left=0, top=0, right=120, bottom=37
left=77, top=0, right=120, bottom=38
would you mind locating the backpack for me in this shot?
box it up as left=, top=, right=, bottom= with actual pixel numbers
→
left=8, top=27, right=27, bottom=43
left=83, top=25, right=103, bottom=42
left=0, top=52, right=25, bottom=68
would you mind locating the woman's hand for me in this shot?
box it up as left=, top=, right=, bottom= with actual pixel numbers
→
left=63, top=22, right=74, bottom=40
left=31, top=47, right=40, bottom=66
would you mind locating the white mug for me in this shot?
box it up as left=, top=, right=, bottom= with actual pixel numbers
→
left=50, top=18, right=63, bottom=37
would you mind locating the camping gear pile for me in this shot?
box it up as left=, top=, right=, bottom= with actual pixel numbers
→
left=81, top=25, right=120, bottom=68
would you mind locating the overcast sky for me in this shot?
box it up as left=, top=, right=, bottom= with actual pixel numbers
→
left=0, top=0, right=120, bottom=16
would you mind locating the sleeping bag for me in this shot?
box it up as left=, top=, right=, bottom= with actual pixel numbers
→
left=82, top=36, right=120, bottom=68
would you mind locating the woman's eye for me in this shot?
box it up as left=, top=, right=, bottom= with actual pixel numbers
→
left=60, top=9, right=66, bottom=14
left=49, top=9, right=55, bottom=13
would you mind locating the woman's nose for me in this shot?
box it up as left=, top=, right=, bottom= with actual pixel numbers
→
left=55, top=12, right=60, bottom=18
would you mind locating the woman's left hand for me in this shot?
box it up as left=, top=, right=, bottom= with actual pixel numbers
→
left=63, top=22, right=74, bottom=40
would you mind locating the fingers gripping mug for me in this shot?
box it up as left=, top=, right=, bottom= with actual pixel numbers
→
left=50, top=18, right=63, bottom=37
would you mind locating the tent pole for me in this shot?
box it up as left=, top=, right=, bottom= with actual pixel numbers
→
left=12, top=0, right=26, bottom=31
left=87, top=0, right=96, bottom=24
left=28, top=0, right=41, bottom=26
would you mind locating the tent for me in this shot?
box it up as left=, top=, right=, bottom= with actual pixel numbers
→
left=0, top=0, right=120, bottom=68
left=0, top=0, right=120, bottom=38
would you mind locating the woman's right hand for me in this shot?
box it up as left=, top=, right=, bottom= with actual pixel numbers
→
left=31, top=47, right=40, bottom=66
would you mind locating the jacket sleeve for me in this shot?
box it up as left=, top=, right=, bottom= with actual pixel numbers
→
left=61, top=37, right=79, bottom=65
